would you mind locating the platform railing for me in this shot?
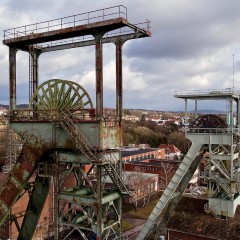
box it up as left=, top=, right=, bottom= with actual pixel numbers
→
left=3, top=5, right=127, bottom=39
left=187, top=128, right=230, bottom=134
left=8, top=108, right=118, bottom=122
left=174, top=88, right=240, bottom=97
left=29, top=20, right=151, bottom=49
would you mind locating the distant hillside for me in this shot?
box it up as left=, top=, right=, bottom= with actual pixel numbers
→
left=0, top=104, right=28, bottom=109
left=125, top=108, right=226, bottom=115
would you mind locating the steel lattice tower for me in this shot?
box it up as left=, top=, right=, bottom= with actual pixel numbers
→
left=0, top=6, right=151, bottom=240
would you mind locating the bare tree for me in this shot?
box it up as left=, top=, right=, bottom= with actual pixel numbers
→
left=158, top=161, right=175, bottom=190
left=126, top=167, right=156, bottom=209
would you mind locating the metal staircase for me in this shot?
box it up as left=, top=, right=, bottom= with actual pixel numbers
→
left=212, top=174, right=231, bottom=196
left=58, top=110, right=130, bottom=195
left=136, top=143, right=202, bottom=240
left=210, top=159, right=230, bottom=180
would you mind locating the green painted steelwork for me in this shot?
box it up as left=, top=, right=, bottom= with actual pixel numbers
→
left=29, top=79, right=93, bottom=110
left=59, top=191, right=120, bottom=205
left=17, top=175, right=51, bottom=240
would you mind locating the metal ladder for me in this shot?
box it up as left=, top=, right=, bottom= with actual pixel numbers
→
left=58, top=110, right=130, bottom=195
left=136, top=143, right=202, bottom=240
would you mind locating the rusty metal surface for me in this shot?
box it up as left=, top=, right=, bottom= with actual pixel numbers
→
left=18, top=175, right=51, bottom=240
left=9, top=47, right=17, bottom=110
left=40, top=29, right=151, bottom=53
left=29, top=48, right=41, bottom=102
left=3, top=18, right=128, bottom=47
left=100, top=122, right=123, bottom=148
left=4, top=6, right=127, bottom=40
left=9, top=108, right=118, bottom=122
left=116, top=39, right=123, bottom=122
left=2, top=4, right=151, bottom=239
left=0, top=145, right=45, bottom=226
left=95, top=34, right=104, bottom=120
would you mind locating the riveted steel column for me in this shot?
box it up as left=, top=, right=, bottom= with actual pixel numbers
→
left=96, top=165, right=103, bottom=240
left=9, top=47, right=18, bottom=111
left=236, top=99, right=240, bottom=126
left=117, top=152, right=123, bottom=238
left=229, top=99, right=233, bottom=129
left=194, top=100, right=198, bottom=119
left=94, top=33, right=104, bottom=120
left=115, top=39, right=123, bottom=123
left=29, top=48, right=41, bottom=104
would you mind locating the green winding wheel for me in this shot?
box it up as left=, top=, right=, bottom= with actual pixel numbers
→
left=29, top=79, right=93, bottom=110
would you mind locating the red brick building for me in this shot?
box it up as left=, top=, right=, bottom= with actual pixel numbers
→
left=124, top=159, right=181, bottom=189
left=121, top=147, right=164, bottom=162
left=158, top=144, right=182, bottom=160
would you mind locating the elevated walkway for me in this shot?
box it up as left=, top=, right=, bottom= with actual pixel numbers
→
left=3, top=5, right=151, bottom=51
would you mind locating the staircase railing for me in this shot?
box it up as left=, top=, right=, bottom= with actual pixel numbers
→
left=58, top=110, right=130, bottom=195
left=212, top=174, right=231, bottom=196
left=210, top=159, right=230, bottom=180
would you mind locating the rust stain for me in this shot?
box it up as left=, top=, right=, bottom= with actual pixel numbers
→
left=0, top=177, right=22, bottom=207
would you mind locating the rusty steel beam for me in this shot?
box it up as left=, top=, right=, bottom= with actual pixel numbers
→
left=18, top=32, right=150, bottom=53
left=3, top=18, right=128, bottom=47
left=17, top=175, right=51, bottom=240
left=0, top=145, right=48, bottom=227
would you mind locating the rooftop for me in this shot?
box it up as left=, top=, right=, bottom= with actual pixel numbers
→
left=121, top=148, right=158, bottom=157
left=125, top=158, right=181, bottom=167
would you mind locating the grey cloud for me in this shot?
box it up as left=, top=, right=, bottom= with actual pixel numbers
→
left=1, top=0, right=240, bottom=111
left=125, top=0, right=240, bottom=60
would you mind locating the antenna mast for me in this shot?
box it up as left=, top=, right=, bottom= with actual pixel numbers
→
left=233, top=53, right=235, bottom=91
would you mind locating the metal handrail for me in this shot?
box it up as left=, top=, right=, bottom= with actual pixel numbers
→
left=24, top=20, right=151, bottom=50
left=59, top=109, right=131, bottom=195
left=9, top=108, right=119, bottom=122
left=187, top=127, right=234, bottom=134
left=174, top=88, right=240, bottom=97
left=3, top=5, right=127, bottom=39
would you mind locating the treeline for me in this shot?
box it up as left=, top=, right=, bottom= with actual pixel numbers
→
left=123, top=120, right=191, bottom=154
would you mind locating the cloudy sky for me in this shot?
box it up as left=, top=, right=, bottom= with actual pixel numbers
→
left=1, top=0, right=240, bottom=111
